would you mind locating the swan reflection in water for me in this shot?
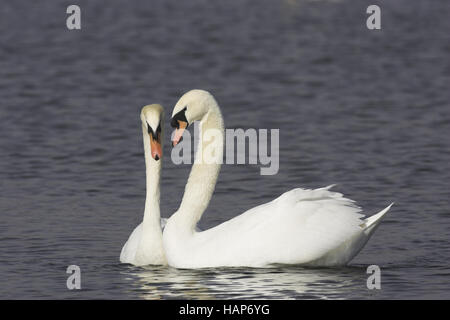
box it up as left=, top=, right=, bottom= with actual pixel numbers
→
left=120, top=264, right=369, bottom=299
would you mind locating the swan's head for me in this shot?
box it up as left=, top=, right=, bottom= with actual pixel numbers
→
left=170, top=89, right=216, bottom=146
left=140, top=104, right=164, bottom=161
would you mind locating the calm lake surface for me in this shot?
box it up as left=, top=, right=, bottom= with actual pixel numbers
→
left=0, top=0, right=449, bottom=299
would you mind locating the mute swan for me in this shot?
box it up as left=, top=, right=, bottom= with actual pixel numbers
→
left=163, top=89, right=393, bottom=269
left=120, top=104, right=167, bottom=266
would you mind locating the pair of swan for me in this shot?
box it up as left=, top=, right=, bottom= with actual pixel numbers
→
left=120, top=90, right=392, bottom=268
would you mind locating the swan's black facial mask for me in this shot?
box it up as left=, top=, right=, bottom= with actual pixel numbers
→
left=170, top=107, right=188, bottom=129
left=147, top=122, right=162, bottom=161
left=171, top=107, right=188, bottom=147
left=147, top=122, right=161, bottom=141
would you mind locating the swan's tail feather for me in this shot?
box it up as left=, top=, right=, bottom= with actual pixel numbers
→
left=160, top=218, right=168, bottom=231
left=318, top=184, right=338, bottom=191
left=361, top=203, right=394, bottom=231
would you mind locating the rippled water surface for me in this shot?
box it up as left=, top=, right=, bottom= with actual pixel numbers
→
left=1, top=0, right=449, bottom=299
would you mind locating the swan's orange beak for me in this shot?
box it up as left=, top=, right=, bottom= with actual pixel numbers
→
left=172, top=120, right=187, bottom=147
left=150, top=134, right=162, bottom=161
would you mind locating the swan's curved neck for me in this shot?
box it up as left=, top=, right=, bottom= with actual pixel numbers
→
left=175, top=105, right=224, bottom=230
left=142, top=126, right=161, bottom=231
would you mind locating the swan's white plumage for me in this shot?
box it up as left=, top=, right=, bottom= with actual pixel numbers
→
left=119, top=104, right=167, bottom=266
left=120, top=218, right=168, bottom=264
left=163, top=89, right=392, bottom=269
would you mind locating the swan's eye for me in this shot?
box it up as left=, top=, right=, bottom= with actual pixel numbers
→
left=156, top=124, right=161, bottom=134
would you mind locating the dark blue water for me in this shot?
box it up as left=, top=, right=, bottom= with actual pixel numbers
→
left=0, top=0, right=449, bottom=299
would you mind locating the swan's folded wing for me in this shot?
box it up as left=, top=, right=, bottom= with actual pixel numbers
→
left=121, top=218, right=181, bottom=264
left=193, top=186, right=368, bottom=266
left=120, top=223, right=142, bottom=263
left=268, top=186, right=367, bottom=263
left=232, top=186, right=366, bottom=264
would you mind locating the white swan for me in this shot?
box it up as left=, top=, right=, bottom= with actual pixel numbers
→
left=163, top=89, right=393, bottom=269
left=120, top=104, right=167, bottom=266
